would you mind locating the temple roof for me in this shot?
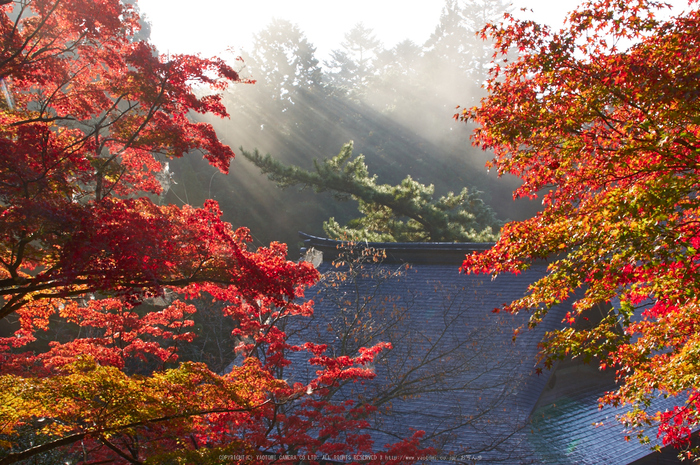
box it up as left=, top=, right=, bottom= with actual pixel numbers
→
left=294, top=233, right=677, bottom=464
left=299, top=231, right=492, bottom=264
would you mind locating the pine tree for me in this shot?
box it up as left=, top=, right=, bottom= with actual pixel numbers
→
left=324, top=23, right=383, bottom=99
left=243, top=142, right=501, bottom=242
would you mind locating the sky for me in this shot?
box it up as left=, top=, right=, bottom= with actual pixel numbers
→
left=136, top=0, right=582, bottom=61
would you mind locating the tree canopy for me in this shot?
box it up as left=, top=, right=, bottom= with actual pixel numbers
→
left=189, top=0, right=529, bottom=248
left=0, top=1, right=429, bottom=462
left=243, top=142, right=501, bottom=242
left=459, top=0, right=700, bottom=457
left=324, top=23, right=382, bottom=99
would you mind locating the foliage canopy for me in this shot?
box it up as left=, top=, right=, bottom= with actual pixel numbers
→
left=459, top=0, right=700, bottom=456
left=0, top=0, right=430, bottom=462
left=243, top=142, right=501, bottom=242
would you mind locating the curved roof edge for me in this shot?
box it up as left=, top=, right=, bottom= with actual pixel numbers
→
left=299, top=232, right=494, bottom=265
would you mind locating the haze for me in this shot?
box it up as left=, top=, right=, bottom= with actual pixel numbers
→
left=137, top=0, right=580, bottom=60
left=137, top=0, right=692, bottom=248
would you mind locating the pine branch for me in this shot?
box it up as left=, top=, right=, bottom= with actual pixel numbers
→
left=242, top=142, right=501, bottom=242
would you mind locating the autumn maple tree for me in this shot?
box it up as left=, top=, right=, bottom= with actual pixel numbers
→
left=0, top=1, right=430, bottom=463
left=459, top=0, right=700, bottom=457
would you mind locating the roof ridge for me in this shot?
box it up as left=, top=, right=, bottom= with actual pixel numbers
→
left=299, top=232, right=494, bottom=265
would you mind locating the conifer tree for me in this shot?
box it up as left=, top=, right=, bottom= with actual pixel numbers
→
left=324, top=23, right=383, bottom=99
left=243, top=142, right=501, bottom=242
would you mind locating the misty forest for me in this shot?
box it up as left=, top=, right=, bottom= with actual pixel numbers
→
left=168, top=0, right=532, bottom=250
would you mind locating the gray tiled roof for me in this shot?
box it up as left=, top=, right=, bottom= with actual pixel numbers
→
left=291, top=234, right=678, bottom=464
